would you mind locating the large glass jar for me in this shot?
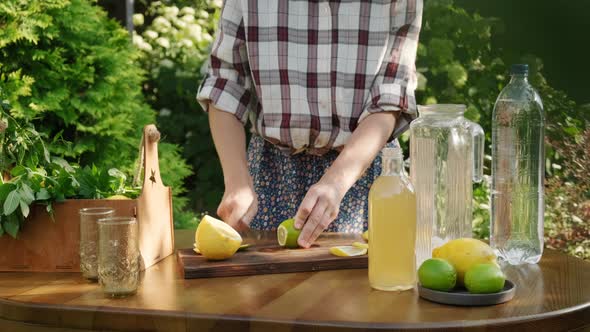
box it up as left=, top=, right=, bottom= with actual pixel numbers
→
left=410, top=104, right=484, bottom=266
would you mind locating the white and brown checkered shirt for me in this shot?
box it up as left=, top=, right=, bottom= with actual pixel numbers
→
left=197, top=0, right=422, bottom=155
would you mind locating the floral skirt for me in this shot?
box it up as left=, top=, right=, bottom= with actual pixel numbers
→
left=247, top=135, right=395, bottom=233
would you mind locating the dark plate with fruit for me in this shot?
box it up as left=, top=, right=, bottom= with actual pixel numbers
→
left=418, top=280, right=516, bottom=306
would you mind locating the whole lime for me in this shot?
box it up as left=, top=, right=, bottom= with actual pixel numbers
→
left=277, top=218, right=302, bottom=249
left=418, top=258, right=457, bottom=291
left=464, top=263, right=506, bottom=294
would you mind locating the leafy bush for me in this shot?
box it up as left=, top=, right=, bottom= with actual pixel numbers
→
left=133, top=0, right=221, bottom=212
left=0, top=0, right=193, bottom=225
left=545, top=128, right=590, bottom=260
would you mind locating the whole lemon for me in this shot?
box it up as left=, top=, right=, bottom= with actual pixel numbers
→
left=432, top=238, right=498, bottom=285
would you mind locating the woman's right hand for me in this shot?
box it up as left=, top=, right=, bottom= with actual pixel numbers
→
left=208, top=105, right=257, bottom=231
left=217, top=182, right=258, bottom=232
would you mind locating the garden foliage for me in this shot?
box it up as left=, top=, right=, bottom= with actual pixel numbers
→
left=133, top=0, right=221, bottom=212
left=0, top=0, right=194, bottom=228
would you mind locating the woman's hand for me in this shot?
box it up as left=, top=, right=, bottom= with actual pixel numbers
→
left=208, top=105, right=257, bottom=231
left=294, top=177, right=348, bottom=248
left=294, top=112, right=398, bottom=248
left=217, top=183, right=258, bottom=231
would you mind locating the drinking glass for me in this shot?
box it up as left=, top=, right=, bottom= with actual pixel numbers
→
left=79, top=207, right=115, bottom=281
left=98, top=217, right=140, bottom=298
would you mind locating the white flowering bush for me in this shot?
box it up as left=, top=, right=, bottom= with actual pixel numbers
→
left=133, top=0, right=222, bottom=221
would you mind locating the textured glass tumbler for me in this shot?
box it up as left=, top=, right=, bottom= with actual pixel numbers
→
left=98, top=217, right=140, bottom=298
left=79, top=208, right=115, bottom=281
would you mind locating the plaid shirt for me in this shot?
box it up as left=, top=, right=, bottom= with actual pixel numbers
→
left=197, top=0, right=422, bottom=154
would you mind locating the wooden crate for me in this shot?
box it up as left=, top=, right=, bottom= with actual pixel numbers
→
left=0, top=125, right=174, bottom=272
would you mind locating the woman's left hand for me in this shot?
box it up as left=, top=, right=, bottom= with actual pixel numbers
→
left=294, top=178, right=348, bottom=248
left=293, top=112, right=398, bottom=248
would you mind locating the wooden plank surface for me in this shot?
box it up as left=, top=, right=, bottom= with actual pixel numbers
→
left=0, top=200, right=136, bottom=272
left=178, top=231, right=367, bottom=278
left=0, top=229, right=588, bottom=332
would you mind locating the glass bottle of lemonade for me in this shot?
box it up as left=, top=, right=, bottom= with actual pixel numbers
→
left=369, top=147, right=417, bottom=291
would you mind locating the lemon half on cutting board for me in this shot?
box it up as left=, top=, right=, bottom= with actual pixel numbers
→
left=195, top=215, right=242, bottom=260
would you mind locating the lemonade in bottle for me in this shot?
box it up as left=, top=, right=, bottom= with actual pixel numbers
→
left=369, top=147, right=417, bottom=291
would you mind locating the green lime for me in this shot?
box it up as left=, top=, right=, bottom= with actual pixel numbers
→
left=464, top=263, right=506, bottom=294
left=418, top=258, right=457, bottom=291
left=277, top=218, right=302, bottom=249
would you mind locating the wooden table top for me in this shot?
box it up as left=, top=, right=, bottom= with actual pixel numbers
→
left=0, top=229, right=589, bottom=332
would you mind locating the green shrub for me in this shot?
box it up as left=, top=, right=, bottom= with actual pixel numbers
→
left=0, top=0, right=193, bottom=225
left=133, top=0, right=221, bottom=212
left=545, top=128, right=590, bottom=260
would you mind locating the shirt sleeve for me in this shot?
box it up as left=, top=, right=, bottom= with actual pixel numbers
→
left=196, top=0, right=252, bottom=124
left=358, top=0, right=423, bottom=140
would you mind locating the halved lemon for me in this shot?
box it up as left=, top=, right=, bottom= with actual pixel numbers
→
left=362, top=230, right=369, bottom=241
left=352, top=242, right=369, bottom=250
left=195, top=215, right=242, bottom=260
left=329, top=246, right=367, bottom=257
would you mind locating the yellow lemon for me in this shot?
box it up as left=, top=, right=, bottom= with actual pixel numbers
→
left=107, top=194, right=131, bottom=200
left=329, top=246, right=367, bottom=257
left=362, top=230, right=369, bottom=241
left=432, top=238, right=498, bottom=285
left=195, top=215, right=242, bottom=260
left=352, top=242, right=369, bottom=250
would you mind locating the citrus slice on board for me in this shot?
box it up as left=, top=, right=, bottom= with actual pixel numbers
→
left=352, top=242, right=369, bottom=250
left=362, top=230, right=369, bottom=241
left=329, top=246, right=367, bottom=257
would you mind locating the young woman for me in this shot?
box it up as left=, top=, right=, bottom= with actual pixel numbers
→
left=198, top=0, right=423, bottom=248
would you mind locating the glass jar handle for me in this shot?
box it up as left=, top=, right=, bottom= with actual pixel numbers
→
left=469, top=122, right=484, bottom=183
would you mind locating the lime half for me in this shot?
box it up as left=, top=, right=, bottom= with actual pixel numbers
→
left=277, top=218, right=302, bottom=248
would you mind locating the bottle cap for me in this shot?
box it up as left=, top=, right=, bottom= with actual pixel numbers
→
left=510, top=64, right=529, bottom=75
left=382, top=147, right=403, bottom=159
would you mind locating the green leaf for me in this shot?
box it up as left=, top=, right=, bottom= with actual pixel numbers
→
left=20, top=200, right=30, bottom=218
left=46, top=203, right=55, bottom=222
left=4, top=215, right=19, bottom=238
left=3, top=190, right=21, bottom=215
left=36, top=188, right=50, bottom=200
left=0, top=221, right=4, bottom=237
left=19, top=183, right=35, bottom=204
left=0, top=183, right=15, bottom=202
left=43, top=144, right=51, bottom=164
left=10, top=165, right=26, bottom=177
left=51, top=156, right=75, bottom=173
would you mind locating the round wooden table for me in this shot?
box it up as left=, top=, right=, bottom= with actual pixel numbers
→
left=0, top=230, right=588, bottom=331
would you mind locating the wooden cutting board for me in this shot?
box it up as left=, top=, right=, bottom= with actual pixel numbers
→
left=177, top=231, right=368, bottom=279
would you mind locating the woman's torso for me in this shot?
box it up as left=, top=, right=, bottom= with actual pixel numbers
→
left=237, top=0, right=401, bottom=152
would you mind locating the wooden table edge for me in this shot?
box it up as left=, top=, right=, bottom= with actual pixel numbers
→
left=1, top=295, right=589, bottom=331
